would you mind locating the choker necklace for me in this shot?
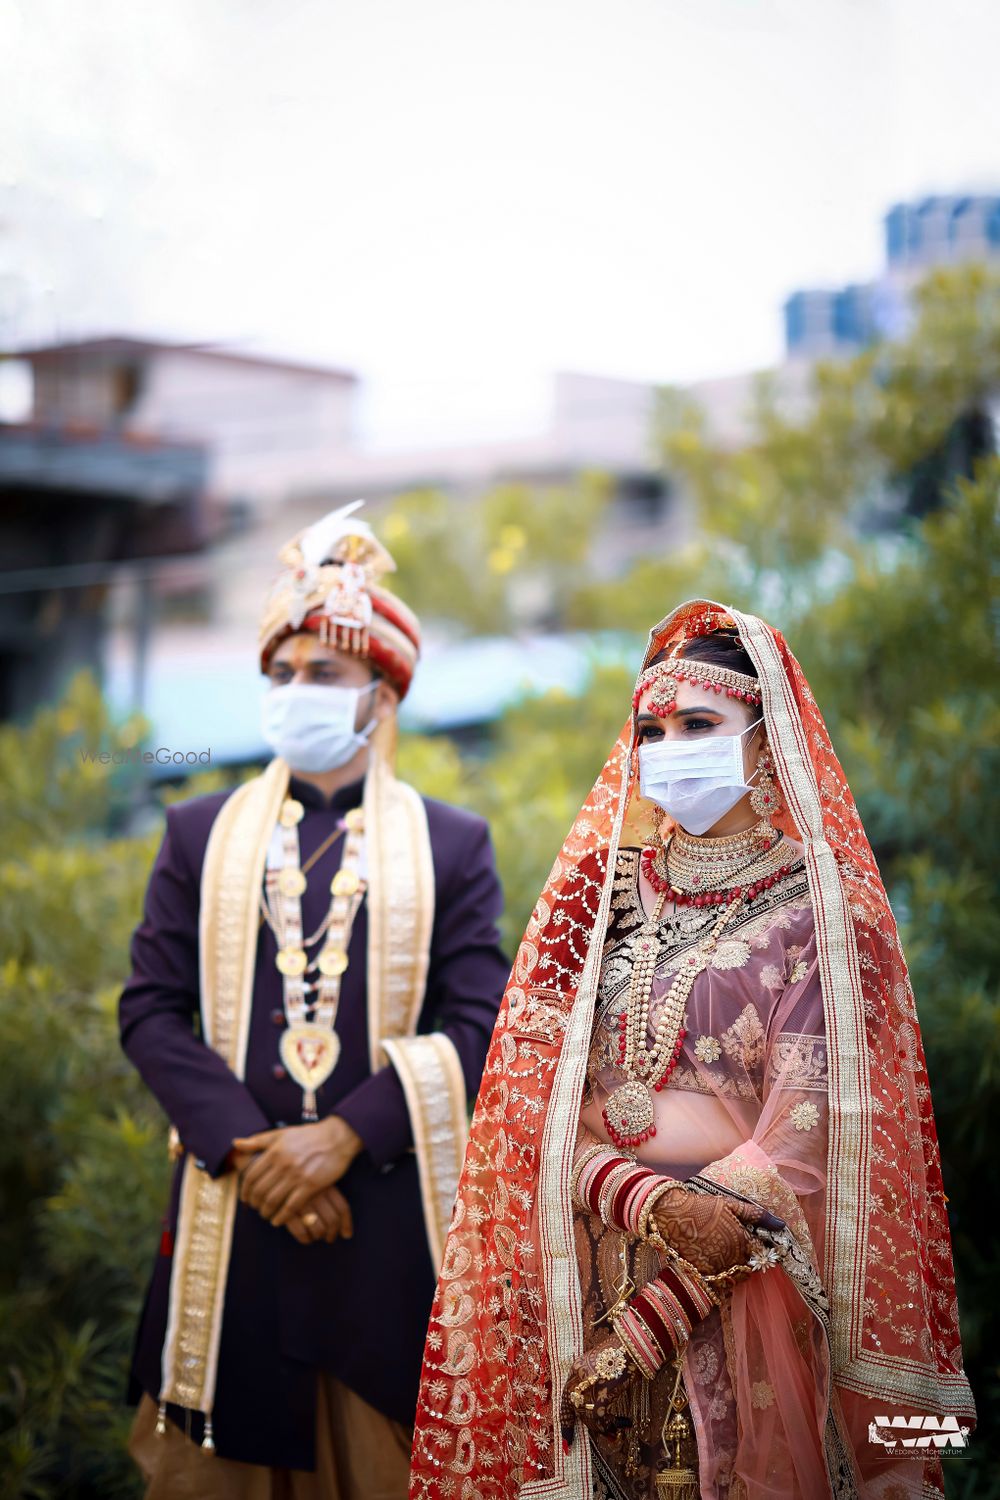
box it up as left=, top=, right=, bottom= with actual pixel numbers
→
left=640, top=822, right=794, bottom=908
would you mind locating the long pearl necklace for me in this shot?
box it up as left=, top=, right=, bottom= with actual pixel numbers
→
left=602, top=890, right=743, bottom=1150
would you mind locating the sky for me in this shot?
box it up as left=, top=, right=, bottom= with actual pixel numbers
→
left=1, top=0, right=998, bottom=445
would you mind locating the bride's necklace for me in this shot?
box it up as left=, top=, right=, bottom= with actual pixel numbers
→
left=603, top=887, right=744, bottom=1149
left=602, top=824, right=801, bottom=1150
left=640, top=820, right=794, bottom=908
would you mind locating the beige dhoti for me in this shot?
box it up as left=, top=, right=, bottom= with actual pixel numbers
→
left=128, top=1378, right=413, bottom=1500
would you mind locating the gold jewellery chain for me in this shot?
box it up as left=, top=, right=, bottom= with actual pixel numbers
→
left=257, top=823, right=346, bottom=931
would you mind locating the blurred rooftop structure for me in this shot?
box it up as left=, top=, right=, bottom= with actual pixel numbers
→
left=13, top=335, right=359, bottom=498
left=2, top=342, right=687, bottom=679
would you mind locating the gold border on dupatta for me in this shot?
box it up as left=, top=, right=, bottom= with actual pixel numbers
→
left=728, top=605, right=873, bottom=1375
left=364, top=749, right=436, bottom=1070
left=727, top=608, right=973, bottom=1419
left=381, top=1034, right=468, bottom=1271
left=159, top=758, right=290, bottom=1416
left=523, top=680, right=638, bottom=1497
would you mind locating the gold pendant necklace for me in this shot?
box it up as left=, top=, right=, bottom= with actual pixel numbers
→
left=264, top=798, right=367, bottom=1119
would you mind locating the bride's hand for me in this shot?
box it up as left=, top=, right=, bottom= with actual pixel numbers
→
left=560, top=1337, right=639, bottom=1447
left=651, top=1185, right=754, bottom=1277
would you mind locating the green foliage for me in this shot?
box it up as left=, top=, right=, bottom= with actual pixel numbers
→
left=650, top=261, right=1000, bottom=585
left=0, top=675, right=147, bottom=849
left=373, top=473, right=612, bottom=633
left=0, top=680, right=171, bottom=1497
left=799, top=464, right=1000, bottom=1492
left=467, top=668, right=635, bottom=951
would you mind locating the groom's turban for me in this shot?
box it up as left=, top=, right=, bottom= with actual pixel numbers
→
left=258, top=501, right=421, bottom=699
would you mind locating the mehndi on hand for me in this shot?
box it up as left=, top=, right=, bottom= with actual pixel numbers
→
left=649, top=1185, right=754, bottom=1278
left=560, top=1337, right=639, bottom=1447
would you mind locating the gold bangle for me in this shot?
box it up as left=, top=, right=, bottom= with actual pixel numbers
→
left=638, top=1179, right=681, bottom=1243
left=570, top=1143, right=610, bottom=1206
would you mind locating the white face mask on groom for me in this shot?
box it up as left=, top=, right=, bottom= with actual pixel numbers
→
left=261, top=681, right=378, bottom=773
left=638, top=718, right=764, bottom=835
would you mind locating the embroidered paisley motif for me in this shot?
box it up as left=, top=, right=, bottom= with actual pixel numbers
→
left=721, top=1003, right=766, bottom=1072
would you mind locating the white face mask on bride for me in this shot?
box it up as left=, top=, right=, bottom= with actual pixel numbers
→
left=638, top=718, right=764, bottom=835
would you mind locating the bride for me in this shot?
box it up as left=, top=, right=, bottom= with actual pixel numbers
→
left=409, top=600, right=975, bottom=1500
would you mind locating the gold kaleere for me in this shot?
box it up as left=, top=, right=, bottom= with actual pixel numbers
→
left=655, top=1358, right=698, bottom=1500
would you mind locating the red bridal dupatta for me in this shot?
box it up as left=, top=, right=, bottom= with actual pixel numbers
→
left=409, top=601, right=975, bottom=1500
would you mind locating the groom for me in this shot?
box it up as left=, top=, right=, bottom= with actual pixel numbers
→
left=120, top=503, right=509, bottom=1496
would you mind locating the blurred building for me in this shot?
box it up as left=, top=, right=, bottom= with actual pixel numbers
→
left=0, top=419, right=208, bottom=720
left=784, top=193, right=1000, bottom=358
left=20, top=336, right=359, bottom=498
left=0, top=340, right=678, bottom=749
left=885, top=195, right=1000, bottom=272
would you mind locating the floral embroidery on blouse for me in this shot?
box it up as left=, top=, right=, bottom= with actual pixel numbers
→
left=751, top=1380, right=775, bottom=1409
left=789, top=1100, right=821, bottom=1131
left=693, top=1034, right=722, bottom=1064
left=659, top=935, right=752, bottom=977
left=721, top=1004, right=766, bottom=1072
left=767, top=1034, right=827, bottom=1092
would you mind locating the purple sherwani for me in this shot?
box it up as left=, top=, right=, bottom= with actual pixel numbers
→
left=120, top=772, right=508, bottom=1468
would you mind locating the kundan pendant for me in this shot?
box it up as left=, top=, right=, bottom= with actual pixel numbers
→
left=602, top=1079, right=656, bottom=1149
left=279, top=1022, right=342, bottom=1119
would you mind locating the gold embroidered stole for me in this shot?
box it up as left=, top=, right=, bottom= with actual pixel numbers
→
left=160, top=749, right=466, bottom=1420
left=160, top=756, right=288, bottom=1416
left=362, top=747, right=468, bottom=1268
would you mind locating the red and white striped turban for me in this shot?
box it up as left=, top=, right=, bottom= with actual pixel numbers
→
left=258, top=501, right=420, bottom=699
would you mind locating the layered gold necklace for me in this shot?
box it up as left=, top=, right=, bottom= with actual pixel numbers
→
left=641, top=820, right=794, bottom=907
left=602, top=825, right=798, bottom=1150
left=259, top=796, right=367, bottom=1119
